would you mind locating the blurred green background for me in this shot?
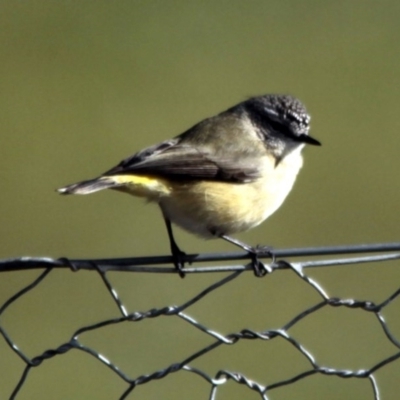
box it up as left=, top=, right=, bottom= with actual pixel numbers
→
left=1, top=1, right=399, bottom=399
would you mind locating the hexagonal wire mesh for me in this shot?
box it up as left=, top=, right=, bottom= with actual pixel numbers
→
left=1, top=243, right=400, bottom=399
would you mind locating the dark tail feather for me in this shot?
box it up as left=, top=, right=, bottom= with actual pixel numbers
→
left=57, top=177, right=117, bottom=195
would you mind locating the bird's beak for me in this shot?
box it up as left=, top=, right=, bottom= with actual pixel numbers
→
left=299, top=134, right=321, bottom=146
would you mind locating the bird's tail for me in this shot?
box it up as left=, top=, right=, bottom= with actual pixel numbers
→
left=57, top=177, right=118, bottom=195
left=58, top=174, right=171, bottom=198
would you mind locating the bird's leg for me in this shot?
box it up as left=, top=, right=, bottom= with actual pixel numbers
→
left=164, top=218, right=186, bottom=278
left=220, top=234, right=274, bottom=277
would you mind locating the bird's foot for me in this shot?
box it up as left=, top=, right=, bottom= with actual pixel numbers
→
left=248, top=245, right=275, bottom=277
left=171, top=246, right=187, bottom=278
left=219, top=234, right=275, bottom=277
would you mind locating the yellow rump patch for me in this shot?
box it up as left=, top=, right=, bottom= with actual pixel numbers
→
left=110, top=174, right=171, bottom=199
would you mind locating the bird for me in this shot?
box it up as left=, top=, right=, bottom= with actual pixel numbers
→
left=58, top=94, right=320, bottom=277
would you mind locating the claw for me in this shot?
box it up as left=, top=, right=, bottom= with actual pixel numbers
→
left=171, top=246, right=187, bottom=278
left=249, top=246, right=275, bottom=277
left=220, top=234, right=275, bottom=277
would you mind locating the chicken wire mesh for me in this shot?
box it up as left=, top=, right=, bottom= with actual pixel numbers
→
left=1, top=243, right=400, bottom=400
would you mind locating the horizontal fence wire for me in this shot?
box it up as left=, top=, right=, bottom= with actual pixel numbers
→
left=1, top=242, right=400, bottom=399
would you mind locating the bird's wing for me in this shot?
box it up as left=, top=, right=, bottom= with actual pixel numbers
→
left=103, top=138, right=261, bottom=183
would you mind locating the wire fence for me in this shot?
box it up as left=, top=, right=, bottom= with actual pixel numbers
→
left=1, top=243, right=400, bottom=399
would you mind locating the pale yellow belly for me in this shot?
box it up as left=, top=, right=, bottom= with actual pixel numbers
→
left=159, top=151, right=303, bottom=238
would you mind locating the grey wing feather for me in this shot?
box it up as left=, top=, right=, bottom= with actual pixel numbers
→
left=104, top=136, right=261, bottom=183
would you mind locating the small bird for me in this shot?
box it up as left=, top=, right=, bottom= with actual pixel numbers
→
left=58, top=94, right=320, bottom=277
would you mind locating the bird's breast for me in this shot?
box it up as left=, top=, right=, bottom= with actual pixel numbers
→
left=159, top=150, right=303, bottom=238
